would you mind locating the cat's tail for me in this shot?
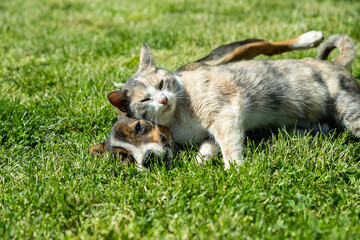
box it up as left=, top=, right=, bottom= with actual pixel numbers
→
left=316, top=34, right=356, bottom=69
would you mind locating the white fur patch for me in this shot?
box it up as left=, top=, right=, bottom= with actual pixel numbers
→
left=145, top=86, right=177, bottom=126
left=290, top=31, right=324, bottom=50
left=196, top=140, right=219, bottom=165
left=109, top=135, right=171, bottom=168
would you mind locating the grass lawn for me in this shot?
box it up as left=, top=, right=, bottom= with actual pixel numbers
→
left=1, top=0, right=360, bottom=239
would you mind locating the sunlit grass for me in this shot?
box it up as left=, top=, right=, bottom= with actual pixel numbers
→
left=1, top=0, right=360, bottom=238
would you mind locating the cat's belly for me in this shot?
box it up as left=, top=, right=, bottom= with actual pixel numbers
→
left=169, top=118, right=209, bottom=144
left=244, top=107, right=324, bottom=130
left=244, top=112, right=294, bottom=130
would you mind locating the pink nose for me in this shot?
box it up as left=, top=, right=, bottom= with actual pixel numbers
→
left=160, top=96, right=168, bottom=105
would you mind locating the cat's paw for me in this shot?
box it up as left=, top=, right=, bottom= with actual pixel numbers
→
left=197, top=140, right=219, bottom=166
left=224, top=156, right=244, bottom=171
left=290, top=31, right=324, bottom=50
left=196, top=153, right=213, bottom=166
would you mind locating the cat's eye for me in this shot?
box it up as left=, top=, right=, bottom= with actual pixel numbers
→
left=135, top=122, right=142, bottom=134
left=141, top=98, right=151, bottom=102
left=159, top=80, right=164, bottom=90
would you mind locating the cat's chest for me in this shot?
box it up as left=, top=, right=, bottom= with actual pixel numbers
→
left=169, top=111, right=208, bottom=144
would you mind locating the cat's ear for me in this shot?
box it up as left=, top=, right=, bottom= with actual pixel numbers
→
left=108, top=90, right=128, bottom=112
left=139, top=43, right=155, bottom=70
left=89, top=141, right=107, bottom=156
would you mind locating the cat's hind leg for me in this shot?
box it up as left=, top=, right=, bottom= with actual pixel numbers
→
left=264, top=31, right=324, bottom=56
left=286, top=31, right=324, bottom=50
left=332, top=90, right=360, bottom=138
left=193, top=31, right=324, bottom=65
left=327, top=72, right=360, bottom=138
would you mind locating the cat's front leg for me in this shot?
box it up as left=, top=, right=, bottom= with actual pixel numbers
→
left=210, top=121, right=245, bottom=170
left=196, top=139, right=220, bottom=165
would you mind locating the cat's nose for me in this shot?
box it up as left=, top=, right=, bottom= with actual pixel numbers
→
left=159, top=96, right=168, bottom=105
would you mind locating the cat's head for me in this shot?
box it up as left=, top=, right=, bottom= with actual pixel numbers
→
left=89, top=112, right=174, bottom=171
left=108, top=44, right=182, bottom=126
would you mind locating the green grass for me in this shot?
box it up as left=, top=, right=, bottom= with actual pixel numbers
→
left=1, top=0, right=360, bottom=239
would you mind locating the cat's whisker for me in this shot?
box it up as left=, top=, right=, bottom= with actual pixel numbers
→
left=149, top=108, right=161, bottom=124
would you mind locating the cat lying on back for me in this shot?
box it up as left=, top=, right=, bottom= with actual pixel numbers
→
left=108, top=35, right=357, bottom=170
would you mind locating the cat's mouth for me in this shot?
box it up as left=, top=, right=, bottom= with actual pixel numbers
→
left=163, top=102, right=177, bottom=117
left=161, top=102, right=172, bottom=113
left=162, top=104, right=170, bottom=111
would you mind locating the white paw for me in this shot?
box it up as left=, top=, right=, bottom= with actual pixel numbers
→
left=290, top=31, right=324, bottom=50
left=197, top=140, right=219, bottom=166
left=196, top=153, right=213, bottom=166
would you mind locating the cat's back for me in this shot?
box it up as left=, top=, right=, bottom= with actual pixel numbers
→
left=176, top=58, right=357, bottom=129
left=177, top=58, right=325, bottom=97
left=225, top=58, right=353, bottom=82
left=178, top=58, right=355, bottom=97
left=202, top=58, right=356, bottom=96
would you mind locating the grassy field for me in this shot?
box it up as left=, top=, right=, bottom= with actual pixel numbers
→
left=1, top=0, right=360, bottom=239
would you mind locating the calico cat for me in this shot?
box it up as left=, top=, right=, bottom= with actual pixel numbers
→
left=108, top=34, right=357, bottom=170
left=91, top=31, right=326, bottom=168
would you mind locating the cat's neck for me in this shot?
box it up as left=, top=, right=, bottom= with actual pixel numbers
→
left=173, top=74, right=199, bottom=123
left=171, top=74, right=188, bottom=120
left=168, top=74, right=209, bottom=143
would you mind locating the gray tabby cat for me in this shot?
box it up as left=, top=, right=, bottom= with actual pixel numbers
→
left=108, top=35, right=357, bottom=170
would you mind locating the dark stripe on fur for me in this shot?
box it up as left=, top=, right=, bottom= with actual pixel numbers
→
left=338, top=75, right=360, bottom=94
left=312, top=70, right=325, bottom=85
left=195, top=39, right=264, bottom=63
